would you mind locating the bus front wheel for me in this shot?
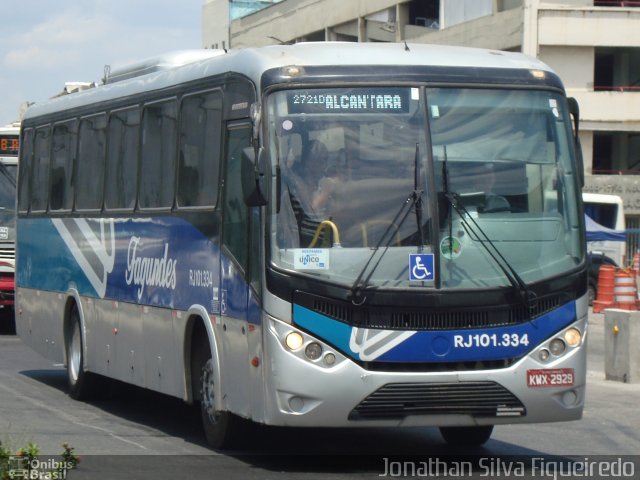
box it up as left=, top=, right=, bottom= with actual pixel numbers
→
left=439, top=425, right=494, bottom=446
left=197, top=346, right=246, bottom=449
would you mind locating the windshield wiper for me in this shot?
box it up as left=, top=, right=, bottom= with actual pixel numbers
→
left=441, top=147, right=454, bottom=263
left=348, top=191, right=419, bottom=305
left=441, top=151, right=536, bottom=318
left=444, top=193, right=537, bottom=317
left=349, top=144, right=425, bottom=305
left=413, top=143, right=425, bottom=251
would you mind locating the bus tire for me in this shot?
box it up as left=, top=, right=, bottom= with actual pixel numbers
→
left=439, top=425, right=494, bottom=446
left=196, top=342, right=246, bottom=449
left=66, top=305, right=97, bottom=400
left=587, top=279, right=597, bottom=306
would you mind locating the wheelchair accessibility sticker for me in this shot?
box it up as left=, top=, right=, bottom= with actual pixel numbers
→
left=409, top=253, right=434, bottom=281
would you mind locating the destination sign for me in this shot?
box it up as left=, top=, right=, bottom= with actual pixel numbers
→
left=287, top=88, right=410, bottom=114
left=0, top=135, right=19, bottom=156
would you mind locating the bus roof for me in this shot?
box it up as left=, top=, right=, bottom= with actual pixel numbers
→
left=23, top=42, right=560, bottom=122
left=582, top=193, right=624, bottom=205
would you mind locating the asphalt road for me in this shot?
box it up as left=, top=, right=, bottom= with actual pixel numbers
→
left=1, top=309, right=639, bottom=479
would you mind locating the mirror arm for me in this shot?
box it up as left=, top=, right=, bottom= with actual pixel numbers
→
left=567, top=97, right=584, bottom=188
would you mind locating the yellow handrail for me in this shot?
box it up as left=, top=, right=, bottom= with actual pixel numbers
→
left=309, top=220, right=341, bottom=248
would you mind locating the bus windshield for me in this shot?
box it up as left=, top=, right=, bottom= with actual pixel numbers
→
left=0, top=163, right=17, bottom=243
left=0, top=123, right=17, bottom=244
left=268, top=86, right=583, bottom=290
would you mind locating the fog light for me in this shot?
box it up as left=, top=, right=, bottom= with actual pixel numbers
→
left=288, top=396, right=304, bottom=412
left=562, top=390, right=578, bottom=407
left=549, top=338, right=566, bottom=356
left=538, top=349, right=550, bottom=362
left=305, top=342, right=323, bottom=360
left=564, top=328, right=581, bottom=347
left=324, top=353, right=336, bottom=366
left=285, top=332, right=304, bottom=351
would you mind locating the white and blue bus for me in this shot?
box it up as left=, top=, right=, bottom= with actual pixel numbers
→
left=16, top=43, right=587, bottom=448
left=0, top=122, right=19, bottom=330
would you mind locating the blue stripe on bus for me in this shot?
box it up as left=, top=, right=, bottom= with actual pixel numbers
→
left=16, top=217, right=254, bottom=321
left=293, top=301, right=576, bottom=363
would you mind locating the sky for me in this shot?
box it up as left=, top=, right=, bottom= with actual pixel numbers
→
left=0, top=0, right=203, bottom=126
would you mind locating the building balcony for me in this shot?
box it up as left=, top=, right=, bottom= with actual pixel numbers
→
left=538, top=6, right=640, bottom=47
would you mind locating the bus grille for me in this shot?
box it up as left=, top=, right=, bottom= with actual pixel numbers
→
left=294, top=291, right=568, bottom=331
left=0, top=247, right=14, bottom=261
left=349, top=382, right=526, bottom=420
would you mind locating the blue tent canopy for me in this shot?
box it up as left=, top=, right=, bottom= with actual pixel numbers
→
left=585, top=214, right=626, bottom=242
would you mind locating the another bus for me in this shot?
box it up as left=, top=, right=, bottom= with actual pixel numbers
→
left=582, top=192, right=626, bottom=267
left=0, top=122, right=19, bottom=332
left=16, top=43, right=587, bottom=448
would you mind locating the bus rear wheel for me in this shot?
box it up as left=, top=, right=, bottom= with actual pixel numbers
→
left=439, top=425, right=494, bottom=446
left=66, top=306, right=98, bottom=400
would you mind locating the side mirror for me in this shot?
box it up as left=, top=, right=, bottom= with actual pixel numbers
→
left=567, top=97, right=584, bottom=188
left=242, top=147, right=268, bottom=206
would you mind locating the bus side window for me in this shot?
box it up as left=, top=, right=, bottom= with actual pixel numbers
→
left=50, top=120, right=77, bottom=212
left=105, top=108, right=139, bottom=211
left=140, top=100, right=177, bottom=210
left=77, top=114, right=107, bottom=211
left=31, top=127, right=51, bottom=213
left=18, top=128, right=34, bottom=213
left=178, top=91, right=222, bottom=208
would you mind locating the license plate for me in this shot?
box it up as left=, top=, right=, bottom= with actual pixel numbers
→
left=526, top=368, right=575, bottom=387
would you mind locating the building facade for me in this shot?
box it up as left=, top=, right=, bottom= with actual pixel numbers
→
left=203, top=0, right=640, bottom=228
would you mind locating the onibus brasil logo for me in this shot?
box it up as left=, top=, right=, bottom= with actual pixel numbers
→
left=4, top=456, right=75, bottom=479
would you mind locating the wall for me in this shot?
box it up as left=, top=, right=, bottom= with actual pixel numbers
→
left=538, top=46, right=593, bottom=90
left=405, top=7, right=523, bottom=51
left=228, top=0, right=404, bottom=47
left=441, top=0, right=493, bottom=29
left=203, top=0, right=230, bottom=49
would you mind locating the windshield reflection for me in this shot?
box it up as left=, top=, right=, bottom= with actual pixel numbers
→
left=272, top=87, right=428, bottom=251
left=267, top=87, right=583, bottom=290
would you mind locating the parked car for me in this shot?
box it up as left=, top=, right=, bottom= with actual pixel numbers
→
left=587, top=253, right=618, bottom=306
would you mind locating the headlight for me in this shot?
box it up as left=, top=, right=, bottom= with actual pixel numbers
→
left=564, top=328, right=582, bottom=347
left=285, top=332, right=304, bottom=351
left=549, top=338, right=566, bottom=356
left=538, top=349, right=550, bottom=362
left=305, top=342, right=323, bottom=360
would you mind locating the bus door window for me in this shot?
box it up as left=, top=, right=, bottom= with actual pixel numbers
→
left=50, top=120, right=77, bottom=212
left=221, top=124, right=252, bottom=312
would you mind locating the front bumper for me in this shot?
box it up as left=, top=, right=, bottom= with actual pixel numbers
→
left=261, top=314, right=587, bottom=428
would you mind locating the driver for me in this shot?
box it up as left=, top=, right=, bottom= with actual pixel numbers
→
left=279, top=139, right=340, bottom=247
